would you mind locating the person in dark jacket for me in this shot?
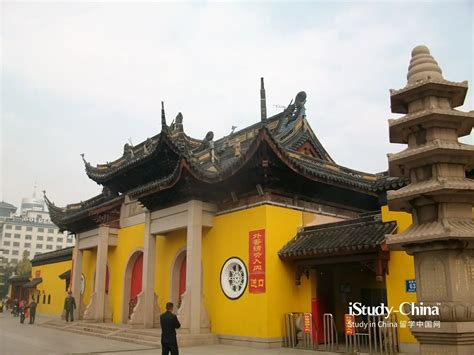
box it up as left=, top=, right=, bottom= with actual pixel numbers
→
left=64, top=291, right=76, bottom=322
left=28, top=298, right=37, bottom=324
left=160, top=302, right=181, bottom=355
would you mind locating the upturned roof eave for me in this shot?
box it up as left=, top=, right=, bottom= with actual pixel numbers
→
left=128, top=125, right=378, bottom=200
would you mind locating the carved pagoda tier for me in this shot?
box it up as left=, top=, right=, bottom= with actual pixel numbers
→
left=46, top=82, right=405, bottom=234
left=386, top=45, right=474, bottom=354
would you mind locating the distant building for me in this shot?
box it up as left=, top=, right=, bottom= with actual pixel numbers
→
left=0, top=201, right=17, bottom=218
left=0, top=201, right=17, bottom=286
left=0, top=192, right=74, bottom=264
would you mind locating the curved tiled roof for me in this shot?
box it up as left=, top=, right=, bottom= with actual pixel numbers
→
left=47, top=90, right=394, bottom=231
left=31, top=247, right=73, bottom=266
left=279, top=214, right=397, bottom=259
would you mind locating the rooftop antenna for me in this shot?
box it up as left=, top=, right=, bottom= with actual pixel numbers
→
left=33, top=182, right=37, bottom=198
left=260, top=77, right=267, bottom=122
left=231, top=125, right=237, bottom=134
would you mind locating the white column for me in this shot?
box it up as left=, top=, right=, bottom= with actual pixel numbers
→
left=71, top=236, right=83, bottom=320
left=186, top=200, right=203, bottom=334
left=142, top=211, right=156, bottom=328
left=94, top=225, right=109, bottom=322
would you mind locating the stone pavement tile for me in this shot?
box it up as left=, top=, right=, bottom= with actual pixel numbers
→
left=0, top=312, right=152, bottom=355
left=1, top=312, right=337, bottom=355
left=92, top=345, right=331, bottom=355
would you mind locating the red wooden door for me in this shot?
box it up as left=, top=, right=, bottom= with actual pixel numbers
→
left=128, top=253, right=143, bottom=319
left=130, top=253, right=143, bottom=299
left=179, top=256, right=187, bottom=297
left=105, top=266, right=110, bottom=295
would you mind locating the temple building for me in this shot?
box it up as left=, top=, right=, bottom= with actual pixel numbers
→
left=28, top=46, right=473, bottom=352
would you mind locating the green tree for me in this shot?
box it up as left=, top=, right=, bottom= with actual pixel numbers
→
left=15, top=250, right=32, bottom=276
left=0, top=262, right=16, bottom=298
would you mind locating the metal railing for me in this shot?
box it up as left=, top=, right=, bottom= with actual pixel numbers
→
left=323, top=313, right=338, bottom=351
left=345, top=314, right=399, bottom=354
left=283, top=312, right=315, bottom=350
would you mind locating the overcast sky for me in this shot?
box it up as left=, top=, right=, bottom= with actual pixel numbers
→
left=1, top=1, right=473, bottom=209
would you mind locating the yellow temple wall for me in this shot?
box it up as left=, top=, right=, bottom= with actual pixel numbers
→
left=108, top=223, right=144, bottom=323
left=382, top=205, right=417, bottom=344
left=202, top=204, right=311, bottom=339
left=31, top=259, right=71, bottom=316
left=155, top=229, right=187, bottom=311
left=81, top=248, right=96, bottom=308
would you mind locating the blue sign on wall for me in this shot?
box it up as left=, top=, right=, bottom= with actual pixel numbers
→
left=405, top=279, right=416, bottom=293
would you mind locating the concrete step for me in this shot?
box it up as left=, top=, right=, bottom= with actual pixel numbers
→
left=113, top=330, right=160, bottom=343
left=75, top=322, right=119, bottom=332
left=178, top=333, right=219, bottom=347
left=70, top=325, right=111, bottom=335
left=39, top=320, right=217, bottom=348
left=108, top=334, right=160, bottom=347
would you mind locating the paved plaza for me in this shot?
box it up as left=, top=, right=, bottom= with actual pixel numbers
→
left=0, top=312, right=321, bottom=355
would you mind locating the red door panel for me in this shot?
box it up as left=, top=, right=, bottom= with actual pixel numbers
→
left=130, top=253, right=143, bottom=299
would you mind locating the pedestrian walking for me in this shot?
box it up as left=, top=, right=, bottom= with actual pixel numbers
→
left=64, top=291, right=76, bottom=322
left=160, top=302, right=181, bottom=355
left=29, top=298, right=37, bottom=324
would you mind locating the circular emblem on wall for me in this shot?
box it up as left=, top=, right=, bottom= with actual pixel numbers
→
left=80, top=273, right=85, bottom=295
left=220, top=257, right=247, bottom=300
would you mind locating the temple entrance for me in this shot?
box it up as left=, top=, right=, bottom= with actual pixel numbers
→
left=171, top=249, right=187, bottom=308
left=314, top=263, right=387, bottom=342
left=122, top=250, right=143, bottom=323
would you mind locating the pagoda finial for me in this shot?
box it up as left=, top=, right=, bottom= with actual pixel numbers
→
left=407, top=45, right=443, bottom=84
left=260, top=77, right=267, bottom=122
left=161, top=101, right=168, bottom=132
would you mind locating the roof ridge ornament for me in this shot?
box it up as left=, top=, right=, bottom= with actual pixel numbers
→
left=286, top=91, right=307, bottom=126
left=260, top=77, right=267, bottom=122
left=80, top=153, right=90, bottom=167
left=161, top=101, right=168, bottom=133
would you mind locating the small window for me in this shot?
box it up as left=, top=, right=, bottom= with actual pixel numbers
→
left=47, top=294, right=51, bottom=304
left=37, top=235, right=43, bottom=241
left=15, top=226, right=21, bottom=230
left=48, top=229, right=54, bottom=233
left=36, top=244, right=43, bottom=249
left=26, top=227, right=33, bottom=232
left=25, top=235, right=32, bottom=240
left=5, top=225, right=12, bottom=230
left=14, top=234, right=20, bottom=239
left=12, top=250, right=19, bottom=255
left=56, top=246, right=62, bottom=250
left=38, top=228, right=44, bottom=232
left=57, top=238, right=63, bottom=243
left=46, top=245, right=53, bottom=250
left=42, top=294, right=46, bottom=304
left=24, top=243, right=31, bottom=248
left=3, top=241, right=10, bottom=246
left=3, top=250, right=9, bottom=254
left=47, top=237, right=53, bottom=242
left=4, top=233, right=11, bottom=238
left=13, top=242, right=20, bottom=247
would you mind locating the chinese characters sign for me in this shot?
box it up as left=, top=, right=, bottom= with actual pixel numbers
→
left=344, top=314, right=355, bottom=336
left=249, top=229, right=265, bottom=293
left=303, top=313, right=312, bottom=333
